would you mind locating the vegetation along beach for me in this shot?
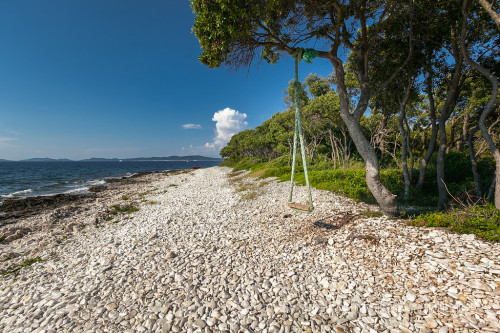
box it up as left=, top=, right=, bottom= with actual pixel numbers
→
left=1, top=0, right=500, bottom=333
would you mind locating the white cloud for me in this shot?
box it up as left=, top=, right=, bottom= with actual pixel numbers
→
left=0, top=137, right=18, bottom=149
left=205, top=107, right=247, bottom=149
left=0, top=137, right=17, bottom=143
left=182, top=123, right=203, bottom=129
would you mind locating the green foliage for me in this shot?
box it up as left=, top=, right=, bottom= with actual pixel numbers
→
left=408, top=204, right=500, bottom=242
left=230, top=157, right=266, bottom=171
left=361, top=211, right=384, bottom=218
left=304, top=74, right=332, bottom=98
left=1, top=257, right=44, bottom=278
left=191, top=0, right=499, bottom=215
left=260, top=160, right=403, bottom=203
left=109, top=205, right=139, bottom=215
left=191, top=0, right=294, bottom=68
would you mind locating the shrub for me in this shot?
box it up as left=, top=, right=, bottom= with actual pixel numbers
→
left=408, top=204, right=500, bottom=242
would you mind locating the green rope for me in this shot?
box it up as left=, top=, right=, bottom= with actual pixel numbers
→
left=302, top=48, right=318, bottom=64
left=288, top=49, right=314, bottom=212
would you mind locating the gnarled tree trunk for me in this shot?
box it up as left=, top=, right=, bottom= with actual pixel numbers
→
left=467, top=126, right=482, bottom=197
left=437, top=33, right=463, bottom=211
left=461, top=0, right=500, bottom=210
left=331, top=57, right=398, bottom=216
left=479, top=0, right=500, bottom=29
left=417, top=69, right=438, bottom=189
left=398, top=79, right=414, bottom=201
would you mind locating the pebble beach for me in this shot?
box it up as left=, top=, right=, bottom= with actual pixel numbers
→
left=1, top=166, right=499, bottom=333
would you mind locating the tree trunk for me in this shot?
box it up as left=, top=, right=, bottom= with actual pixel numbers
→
left=398, top=80, right=413, bottom=201
left=406, top=116, right=414, bottom=182
left=417, top=69, right=438, bottom=189
left=331, top=57, right=398, bottom=216
left=460, top=114, right=469, bottom=152
left=392, top=133, right=402, bottom=168
left=487, top=173, right=496, bottom=203
left=399, top=114, right=411, bottom=201
left=447, top=118, right=456, bottom=154
left=479, top=0, right=500, bottom=29
left=437, top=118, right=449, bottom=210
left=437, top=32, right=463, bottom=211
left=461, top=1, right=500, bottom=209
left=467, top=127, right=482, bottom=197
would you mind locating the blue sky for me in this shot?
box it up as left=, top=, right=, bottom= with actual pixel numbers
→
left=0, top=0, right=333, bottom=160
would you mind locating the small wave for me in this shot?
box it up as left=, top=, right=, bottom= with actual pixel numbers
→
left=1, top=188, right=33, bottom=198
left=88, top=179, right=106, bottom=186
left=63, top=187, right=90, bottom=194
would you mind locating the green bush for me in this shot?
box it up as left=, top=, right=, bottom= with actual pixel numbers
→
left=267, top=155, right=290, bottom=168
left=262, top=166, right=292, bottom=180
left=226, top=153, right=493, bottom=209
left=408, top=204, right=500, bottom=242
left=231, top=157, right=265, bottom=171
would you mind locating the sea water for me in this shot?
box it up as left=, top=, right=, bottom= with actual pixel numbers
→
left=0, top=160, right=222, bottom=200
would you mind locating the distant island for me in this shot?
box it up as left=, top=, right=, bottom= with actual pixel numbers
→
left=0, top=155, right=222, bottom=162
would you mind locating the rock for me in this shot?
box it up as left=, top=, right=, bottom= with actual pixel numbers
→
left=315, top=236, right=328, bottom=244
left=193, top=319, right=206, bottom=329
left=468, top=279, right=492, bottom=292
left=406, top=292, right=416, bottom=302
left=0, top=252, right=21, bottom=262
left=0, top=167, right=499, bottom=333
left=425, top=320, right=438, bottom=329
left=166, top=251, right=177, bottom=259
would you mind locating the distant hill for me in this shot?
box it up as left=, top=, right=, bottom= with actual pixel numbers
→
left=21, top=158, right=73, bottom=162
left=80, top=155, right=222, bottom=162
left=15, top=156, right=222, bottom=162
left=0, top=159, right=12, bottom=162
left=80, top=158, right=120, bottom=162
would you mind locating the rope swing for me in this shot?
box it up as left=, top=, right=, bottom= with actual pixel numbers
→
left=288, top=48, right=317, bottom=213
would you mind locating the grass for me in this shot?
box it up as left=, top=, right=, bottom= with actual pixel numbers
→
left=241, top=192, right=257, bottom=200
left=361, top=210, right=384, bottom=218
left=227, top=168, right=266, bottom=201
left=224, top=153, right=494, bottom=208
left=224, top=155, right=498, bottom=240
left=169, top=184, right=178, bottom=187
left=1, top=257, right=44, bottom=278
left=109, top=204, right=139, bottom=215
left=408, top=204, right=500, bottom=242
left=228, top=170, right=245, bottom=177
left=121, top=196, right=129, bottom=200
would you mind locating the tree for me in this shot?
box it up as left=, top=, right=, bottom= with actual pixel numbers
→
left=461, top=0, right=500, bottom=209
left=191, top=0, right=417, bottom=216
left=478, top=0, right=500, bottom=29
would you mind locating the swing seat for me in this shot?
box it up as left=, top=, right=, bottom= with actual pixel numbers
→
left=288, top=202, right=313, bottom=212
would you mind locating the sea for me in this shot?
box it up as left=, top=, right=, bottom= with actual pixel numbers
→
left=0, top=160, right=222, bottom=201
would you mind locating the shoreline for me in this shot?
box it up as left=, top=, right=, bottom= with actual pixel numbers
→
left=1, top=166, right=499, bottom=332
left=0, top=170, right=184, bottom=227
left=0, top=160, right=222, bottom=201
